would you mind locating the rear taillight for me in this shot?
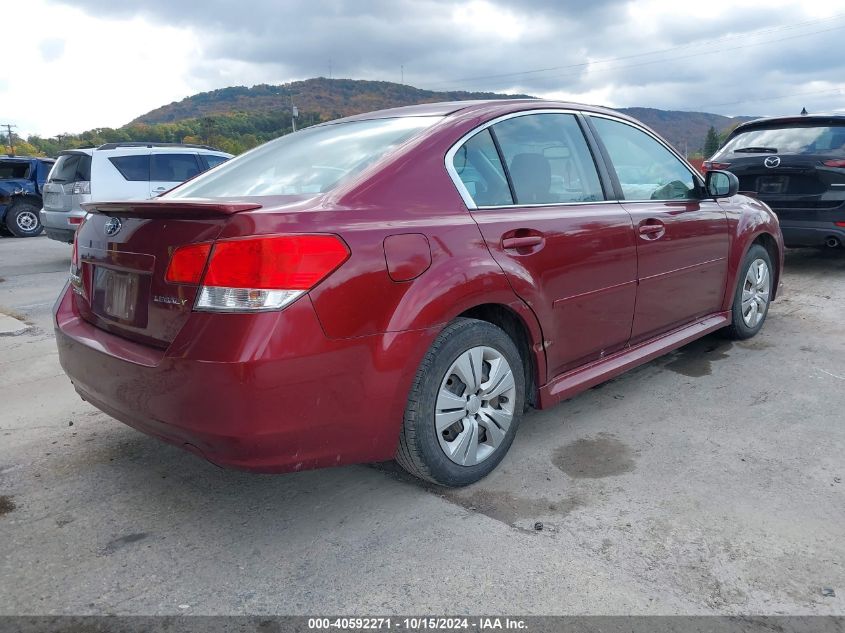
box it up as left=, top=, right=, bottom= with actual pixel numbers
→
left=71, top=181, right=91, bottom=195
left=835, top=222, right=845, bottom=228
left=823, top=159, right=845, bottom=168
left=164, top=234, right=349, bottom=312
left=165, top=243, right=212, bottom=284
left=702, top=161, right=731, bottom=171
left=69, top=220, right=85, bottom=292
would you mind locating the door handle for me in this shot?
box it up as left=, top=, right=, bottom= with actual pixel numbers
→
left=638, top=221, right=666, bottom=240
left=502, top=235, right=544, bottom=250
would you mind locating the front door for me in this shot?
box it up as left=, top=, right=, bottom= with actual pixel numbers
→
left=588, top=116, right=730, bottom=343
left=450, top=112, right=638, bottom=379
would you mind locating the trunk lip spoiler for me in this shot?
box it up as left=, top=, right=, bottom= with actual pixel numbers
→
left=81, top=200, right=263, bottom=217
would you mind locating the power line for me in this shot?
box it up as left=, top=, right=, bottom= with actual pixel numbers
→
left=425, top=12, right=845, bottom=90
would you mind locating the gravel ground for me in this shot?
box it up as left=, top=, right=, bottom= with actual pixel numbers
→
left=0, top=234, right=843, bottom=615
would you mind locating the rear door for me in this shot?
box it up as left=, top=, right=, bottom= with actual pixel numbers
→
left=588, top=115, right=730, bottom=343
left=451, top=111, right=638, bottom=379
left=150, top=153, right=202, bottom=197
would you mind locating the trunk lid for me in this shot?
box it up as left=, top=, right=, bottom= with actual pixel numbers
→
left=727, top=154, right=845, bottom=222
left=73, top=200, right=261, bottom=348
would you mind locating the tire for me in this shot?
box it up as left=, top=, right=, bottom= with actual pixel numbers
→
left=724, top=244, right=773, bottom=340
left=5, top=199, right=43, bottom=238
left=396, top=318, right=525, bottom=487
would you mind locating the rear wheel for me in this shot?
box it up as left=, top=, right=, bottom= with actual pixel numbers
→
left=5, top=199, right=43, bottom=237
left=396, top=318, right=525, bottom=486
left=724, top=244, right=773, bottom=340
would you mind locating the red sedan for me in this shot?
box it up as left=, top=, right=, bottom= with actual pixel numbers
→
left=55, top=101, right=783, bottom=486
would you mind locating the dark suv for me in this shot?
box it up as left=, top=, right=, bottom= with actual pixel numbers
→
left=0, top=156, right=55, bottom=237
left=705, top=114, right=845, bottom=248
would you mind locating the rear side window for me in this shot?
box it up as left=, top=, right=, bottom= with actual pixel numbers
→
left=591, top=117, right=696, bottom=201
left=152, top=154, right=201, bottom=182
left=166, top=116, right=440, bottom=198
left=715, top=124, right=845, bottom=158
left=202, top=154, right=228, bottom=169
left=492, top=113, right=604, bottom=204
left=49, top=154, right=92, bottom=183
left=0, top=161, right=30, bottom=179
left=109, top=155, right=150, bottom=182
left=453, top=129, right=513, bottom=206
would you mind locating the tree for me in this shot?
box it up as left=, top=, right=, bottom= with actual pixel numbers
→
left=703, top=126, right=720, bottom=157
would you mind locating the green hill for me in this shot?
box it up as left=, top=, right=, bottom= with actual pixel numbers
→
left=24, top=78, right=753, bottom=157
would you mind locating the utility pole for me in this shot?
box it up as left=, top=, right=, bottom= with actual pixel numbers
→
left=401, top=65, right=404, bottom=85
left=290, top=95, right=298, bottom=132
left=329, top=58, right=332, bottom=80
left=2, top=123, right=16, bottom=155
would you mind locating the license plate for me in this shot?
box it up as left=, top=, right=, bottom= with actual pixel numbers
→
left=95, top=268, right=138, bottom=321
left=758, top=176, right=788, bottom=194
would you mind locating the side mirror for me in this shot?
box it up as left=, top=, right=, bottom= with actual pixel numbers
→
left=704, top=170, right=739, bottom=199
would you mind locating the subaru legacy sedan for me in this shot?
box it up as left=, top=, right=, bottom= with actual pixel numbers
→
left=55, top=101, right=783, bottom=486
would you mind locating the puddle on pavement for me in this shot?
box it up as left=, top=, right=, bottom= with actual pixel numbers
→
left=102, top=532, right=149, bottom=555
left=447, top=489, right=583, bottom=530
left=664, top=339, right=733, bottom=377
left=552, top=432, right=636, bottom=479
left=0, top=495, right=16, bottom=516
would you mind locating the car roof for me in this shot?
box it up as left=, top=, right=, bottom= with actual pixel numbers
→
left=323, top=99, right=644, bottom=126
left=1, top=155, right=54, bottom=163
left=58, top=146, right=231, bottom=157
left=732, top=113, right=845, bottom=134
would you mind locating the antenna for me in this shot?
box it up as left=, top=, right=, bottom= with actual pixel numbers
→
left=800, top=107, right=808, bottom=115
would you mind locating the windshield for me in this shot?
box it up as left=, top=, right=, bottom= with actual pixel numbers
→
left=166, top=116, right=442, bottom=199
left=715, top=124, right=845, bottom=158
left=49, top=153, right=92, bottom=183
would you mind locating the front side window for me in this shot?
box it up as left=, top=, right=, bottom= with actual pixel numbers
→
left=167, top=116, right=440, bottom=199
left=452, top=129, right=513, bottom=206
left=492, top=113, right=604, bottom=205
left=591, top=117, right=697, bottom=201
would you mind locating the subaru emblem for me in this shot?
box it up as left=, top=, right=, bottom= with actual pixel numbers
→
left=104, top=217, right=122, bottom=237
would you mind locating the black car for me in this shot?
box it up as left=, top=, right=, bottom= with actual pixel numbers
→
left=705, top=114, right=845, bottom=248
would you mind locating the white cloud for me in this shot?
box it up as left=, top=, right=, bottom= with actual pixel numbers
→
left=2, top=0, right=200, bottom=137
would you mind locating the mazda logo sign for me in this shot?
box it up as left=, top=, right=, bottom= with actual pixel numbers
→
left=764, top=156, right=781, bottom=168
left=104, top=217, right=123, bottom=237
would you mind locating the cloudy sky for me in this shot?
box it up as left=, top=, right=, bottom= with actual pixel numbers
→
left=4, top=0, right=845, bottom=137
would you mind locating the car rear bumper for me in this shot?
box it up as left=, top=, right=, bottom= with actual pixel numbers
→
left=54, top=284, right=434, bottom=472
left=41, top=208, right=85, bottom=243
left=779, top=222, right=845, bottom=247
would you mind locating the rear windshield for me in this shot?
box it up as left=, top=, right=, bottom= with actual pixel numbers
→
left=0, top=161, right=30, bottom=180
left=714, top=124, right=845, bottom=159
left=49, top=153, right=92, bottom=183
left=166, top=116, right=441, bottom=199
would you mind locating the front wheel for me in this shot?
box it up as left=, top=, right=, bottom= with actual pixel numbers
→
left=724, top=244, right=773, bottom=340
left=396, top=318, right=525, bottom=487
left=5, top=200, right=43, bottom=237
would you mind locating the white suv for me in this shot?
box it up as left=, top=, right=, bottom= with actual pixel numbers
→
left=40, top=143, right=232, bottom=243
